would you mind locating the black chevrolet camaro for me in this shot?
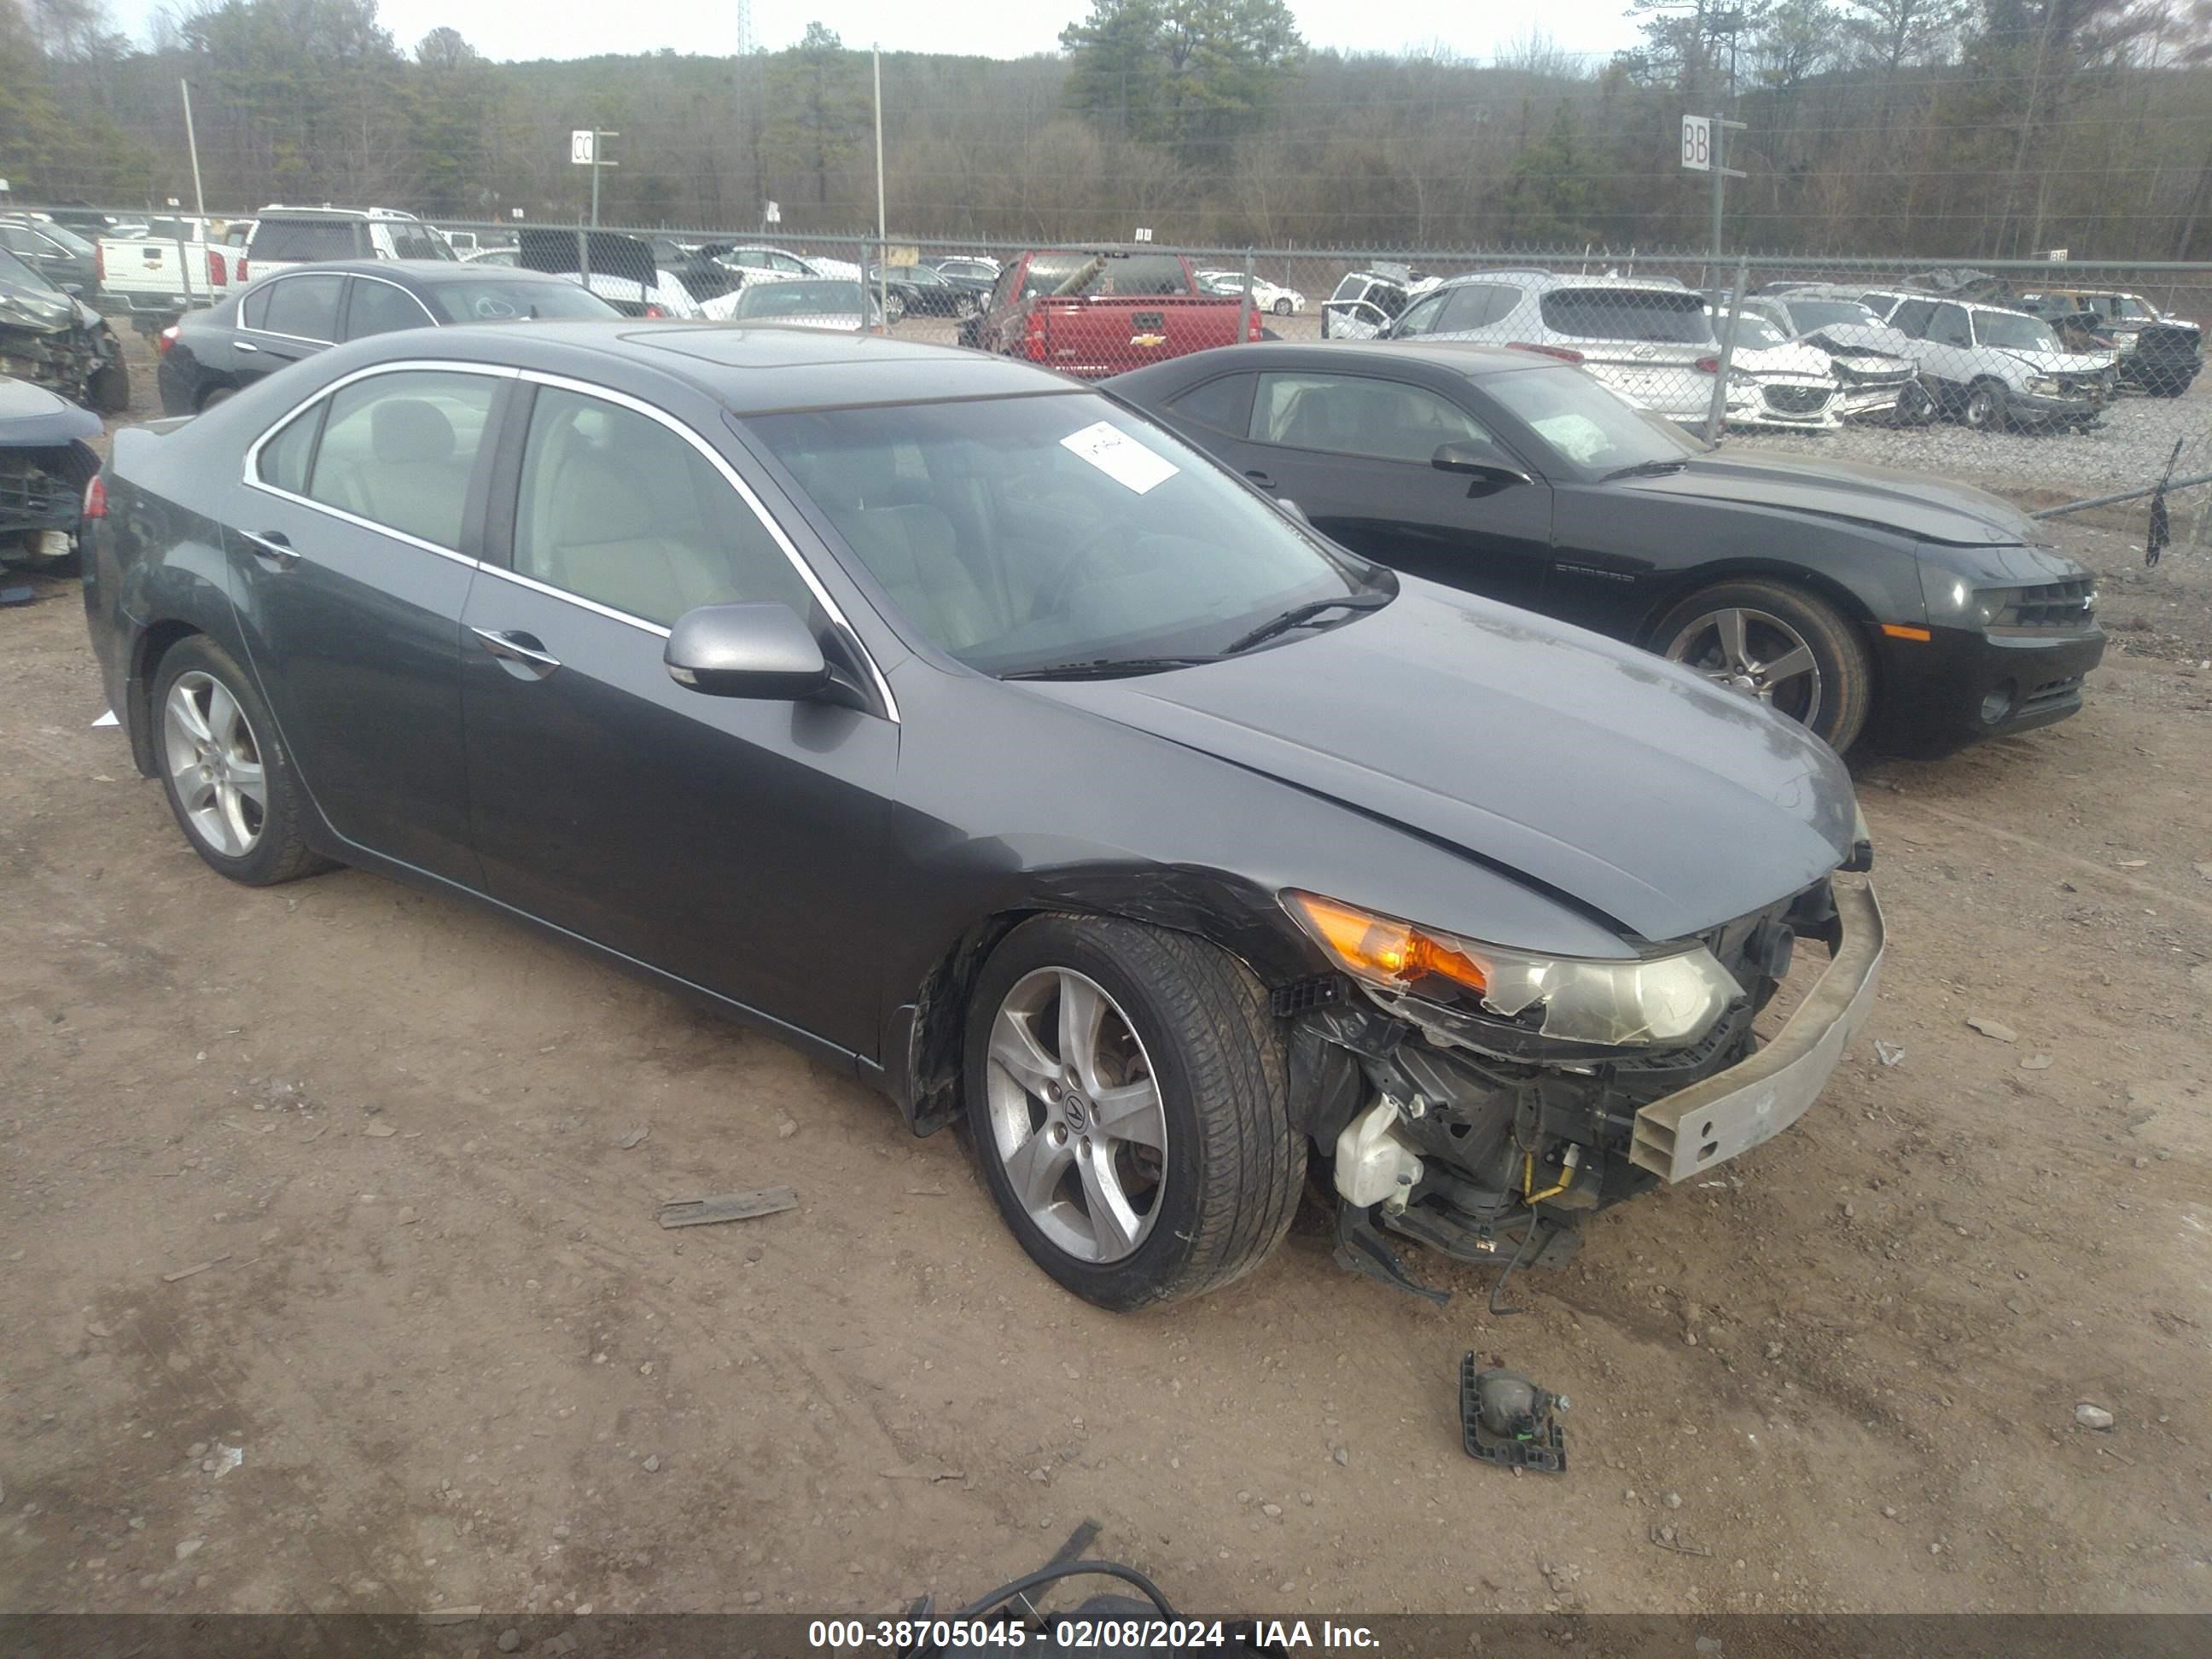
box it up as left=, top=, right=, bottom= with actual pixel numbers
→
left=1109, top=341, right=2106, bottom=754
left=86, top=324, right=1882, bottom=1310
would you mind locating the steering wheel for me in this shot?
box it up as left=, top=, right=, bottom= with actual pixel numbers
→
left=1032, top=521, right=1126, bottom=620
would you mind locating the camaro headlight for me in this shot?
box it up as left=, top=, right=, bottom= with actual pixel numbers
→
left=1284, top=891, right=1742, bottom=1049
left=1921, top=571, right=2013, bottom=628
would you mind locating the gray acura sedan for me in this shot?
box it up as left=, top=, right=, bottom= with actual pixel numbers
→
left=84, top=323, right=1882, bottom=1310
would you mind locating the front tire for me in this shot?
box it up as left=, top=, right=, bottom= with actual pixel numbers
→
left=963, top=916, right=1304, bottom=1311
left=1656, top=578, right=1874, bottom=752
left=1960, top=380, right=2007, bottom=432
left=152, top=635, right=334, bottom=886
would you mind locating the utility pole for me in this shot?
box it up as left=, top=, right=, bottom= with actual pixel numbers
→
left=179, top=79, right=206, bottom=221
left=873, top=45, right=888, bottom=329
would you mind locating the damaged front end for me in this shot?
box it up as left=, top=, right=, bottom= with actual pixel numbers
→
left=0, top=379, right=104, bottom=569
left=1279, top=876, right=1883, bottom=1306
left=0, top=278, right=127, bottom=411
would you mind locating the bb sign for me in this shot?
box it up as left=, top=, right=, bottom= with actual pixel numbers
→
left=1681, top=115, right=1712, bottom=172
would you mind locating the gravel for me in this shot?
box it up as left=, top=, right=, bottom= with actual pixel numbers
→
left=1731, top=389, right=2211, bottom=499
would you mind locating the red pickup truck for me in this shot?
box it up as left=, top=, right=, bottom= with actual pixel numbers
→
left=972, top=248, right=1260, bottom=377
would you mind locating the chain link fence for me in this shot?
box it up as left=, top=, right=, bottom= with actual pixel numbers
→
left=21, top=201, right=2212, bottom=515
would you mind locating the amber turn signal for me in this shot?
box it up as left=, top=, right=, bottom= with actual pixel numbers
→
left=1284, top=892, right=1489, bottom=995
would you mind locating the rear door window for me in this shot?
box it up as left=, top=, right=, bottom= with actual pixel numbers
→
left=1538, top=288, right=1709, bottom=342
left=1166, top=373, right=1255, bottom=434
left=345, top=278, right=436, bottom=340
left=1250, top=372, right=1494, bottom=464
left=302, top=370, right=499, bottom=549
left=256, top=274, right=345, bottom=341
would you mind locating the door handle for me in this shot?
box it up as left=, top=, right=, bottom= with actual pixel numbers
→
left=1243, top=469, right=1278, bottom=491
left=470, top=627, right=562, bottom=679
left=235, top=340, right=259, bottom=352
left=242, top=529, right=299, bottom=569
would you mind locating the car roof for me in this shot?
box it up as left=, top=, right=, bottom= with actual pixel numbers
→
left=242, top=259, right=585, bottom=288
left=345, top=320, right=1079, bottom=414
left=1430, top=270, right=1690, bottom=294
left=1123, top=340, right=1580, bottom=383
left=254, top=205, right=422, bottom=221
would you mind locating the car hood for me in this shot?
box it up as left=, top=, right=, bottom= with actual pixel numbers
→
left=1729, top=341, right=1835, bottom=379
left=1994, top=346, right=2112, bottom=375
left=0, top=280, right=79, bottom=334
left=0, top=375, right=102, bottom=442
left=1801, top=323, right=1916, bottom=362
left=1612, top=450, right=2038, bottom=545
left=1027, top=584, right=1856, bottom=946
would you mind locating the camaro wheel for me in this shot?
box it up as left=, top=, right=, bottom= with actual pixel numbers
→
left=1961, top=381, right=2007, bottom=431
left=1657, top=579, right=1873, bottom=753
left=963, top=916, right=1303, bottom=1311
left=153, top=636, right=332, bottom=886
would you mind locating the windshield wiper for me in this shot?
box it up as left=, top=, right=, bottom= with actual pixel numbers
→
left=1224, top=592, right=1391, bottom=655
left=1601, top=457, right=1692, bottom=482
left=998, top=655, right=1223, bottom=682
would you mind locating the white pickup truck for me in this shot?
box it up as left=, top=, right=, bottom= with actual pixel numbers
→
left=96, top=223, right=250, bottom=328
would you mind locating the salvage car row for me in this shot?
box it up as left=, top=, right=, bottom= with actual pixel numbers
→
left=1318, top=262, right=2202, bottom=433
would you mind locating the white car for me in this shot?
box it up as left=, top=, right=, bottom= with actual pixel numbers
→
left=1321, top=267, right=1438, bottom=340
left=1707, top=309, right=1843, bottom=431
left=712, top=244, right=860, bottom=285
left=700, top=276, right=884, bottom=332
left=1196, top=270, right=1306, bottom=316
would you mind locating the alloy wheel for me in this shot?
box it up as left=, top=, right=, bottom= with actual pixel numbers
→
left=1964, top=387, right=2000, bottom=428
left=983, top=966, right=1167, bottom=1263
left=163, top=670, right=267, bottom=858
left=1665, top=606, right=1823, bottom=728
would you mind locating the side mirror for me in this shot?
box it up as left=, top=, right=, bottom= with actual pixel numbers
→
left=1432, top=444, right=1533, bottom=491
left=665, top=602, right=831, bottom=700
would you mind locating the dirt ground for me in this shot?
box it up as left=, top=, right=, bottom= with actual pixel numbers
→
left=2, top=334, right=2209, bottom=1625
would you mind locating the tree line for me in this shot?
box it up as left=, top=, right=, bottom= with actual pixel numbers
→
left=3, top=0, right=2210, bottom=259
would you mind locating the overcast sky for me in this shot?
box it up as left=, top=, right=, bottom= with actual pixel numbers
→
left=112, top=0, right=1639, bottom=67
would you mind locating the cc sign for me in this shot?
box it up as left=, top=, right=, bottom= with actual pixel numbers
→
left=1682, top=115, right=1712, bottom=172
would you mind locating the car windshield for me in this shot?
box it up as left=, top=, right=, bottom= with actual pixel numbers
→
left=748, top=393, right=1377, bottom=676
left=731, top=280, right=870, bottom=320
left=1784, top=300, right=1881, bottom=331
left=1714, top=311, right=1791, bottom=350
left=0, top=246, right=58, bottom=292
left=1976, top=311, right=2062, bottom=352
left=428, top=279, right=621, bottom=323
left=1481, top=364, right=1706, bottom=476
left=1020, top=253, right=1189, bottom=299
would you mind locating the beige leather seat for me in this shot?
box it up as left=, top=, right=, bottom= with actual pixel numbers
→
left=533, top=457, right=742, bottom=626
left=795, top=447, right=1004, bottom=650
left=357, top=399, right=473, bottom=548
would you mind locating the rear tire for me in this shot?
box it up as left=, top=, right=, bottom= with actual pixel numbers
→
left=1272, top=297, right=1292, bottom=317
left=1656, top=578, right=1875, bottom=753
left=151, top=635, right=335, bottom=887
left=963, top=916, right=1303, bottom=1311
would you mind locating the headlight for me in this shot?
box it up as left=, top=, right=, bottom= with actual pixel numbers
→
left=2028, top=376, right=2062, bottom=396
left=1284, top=891, right=1742, bottom=1049
left=1920, top=570, right=2012, bottom=629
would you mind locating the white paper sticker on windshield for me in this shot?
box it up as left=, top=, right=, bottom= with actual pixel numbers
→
left=1059, top=421, right=1179, bottom=495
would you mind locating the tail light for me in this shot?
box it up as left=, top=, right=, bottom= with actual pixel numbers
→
left=1695, top=355, right=1721, bottom=374
left=207, top=248, right=227, bottom=287
left=156, top=324, right=179, bottom=358
left=237, top=258, right=248, bottom=282
left=643, top=304, right=666, bottom=318
left=83, top=475, right=107, bottom=520
left=1022, top=307, right=1048, bottom=361
left=1247, top=312, right=1264, bottom=341
left=96, top=242, right=106, bottom=283
left=1508, top=341, right=1583, bottom=364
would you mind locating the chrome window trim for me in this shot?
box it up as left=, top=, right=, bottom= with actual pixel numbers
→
left=240, top=358, right=520, bottom=559
left=513, top=369, right=900, bottom=723
left=473, top=562, right=671, bottom=639
left=241, top=271, right=349, bottom=345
